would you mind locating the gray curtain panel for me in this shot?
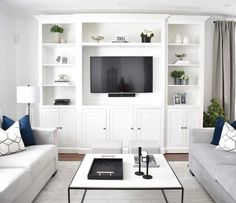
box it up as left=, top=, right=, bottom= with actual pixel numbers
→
left=213, top=21, right=236, bottom=120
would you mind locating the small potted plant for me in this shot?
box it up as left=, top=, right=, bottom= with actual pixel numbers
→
left=180, top=74, right=189, bottom=85
left=140, top=29, right=154, bottom=43
left=170, top=70, right=185, bottom=85
left=50, top=25, right=64, bottom=43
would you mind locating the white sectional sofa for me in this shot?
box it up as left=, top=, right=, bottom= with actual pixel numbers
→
left=189, top=128, right=236, bottom=203
left=0, top=127, right=58, bottom=203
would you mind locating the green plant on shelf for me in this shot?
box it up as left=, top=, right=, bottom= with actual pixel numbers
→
left=170, top=70, right=185, bottom=79
left=50, top=25, right=64, bottom=33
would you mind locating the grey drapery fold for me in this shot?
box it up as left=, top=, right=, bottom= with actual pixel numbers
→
left=213, top=21, right=236, bottom=120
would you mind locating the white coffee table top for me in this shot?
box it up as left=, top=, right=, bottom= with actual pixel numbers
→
left=69, top=154, right=182, bottom=190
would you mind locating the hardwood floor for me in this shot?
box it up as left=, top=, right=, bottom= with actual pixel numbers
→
left=58, top=153, right=188, bottom=161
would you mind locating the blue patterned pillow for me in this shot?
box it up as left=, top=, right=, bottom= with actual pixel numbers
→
left=2, top=115, right=35, bottom=146
left=211, top=117, right=225, bottom=145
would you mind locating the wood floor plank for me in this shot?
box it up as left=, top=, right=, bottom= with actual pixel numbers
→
left=58, top=153, right=188, bottom=161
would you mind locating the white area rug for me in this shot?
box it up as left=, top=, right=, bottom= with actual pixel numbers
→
left=34, top=161, right=214, bottom=203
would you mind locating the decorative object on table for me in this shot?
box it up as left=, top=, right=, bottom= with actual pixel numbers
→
left=62, top=56, right=68, bottom=64
left=140, top=29, right=154, bottom=43
left=173, top=94, right=181, bottom=105
left=134, top=154, right=159, bottom=168
left=182, top=36, right=189, bottom=44
left=135, top=147, right=144, bottom=176
left=180, top=74, right=189, bottom=85
left=174, top=53, right=190, bottom=64
left=142, top=155, right=152, bottom=179
left=56, top=56, right=61, bottom=63
left=174, top=33, right=182, bottom=44
left=203, top=98, right=225, bottom=127
left=180, top=93, right=187, bottom=104
left=16, top=85, right=40, bottom=119
left=170, top=70, right=185, bottom=85
left=91, top=35, right=104, bottom=43
left=55, top=74, right=70, bottom=82
left=50, top=25, right=64, bottom=43
left=87, top=158, right=123, bottom=180
left=54, top=99, right=71, bottom=105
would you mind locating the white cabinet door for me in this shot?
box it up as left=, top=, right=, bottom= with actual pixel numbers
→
left=60, top=108, right=77, bottom=147
left=110, top=108, right=134, bottom=146
left=185, top=110, right=201, bottom=145
left=83, top=109, right=107, bottom=147
left=137, top=108, right=161, bottom=142
left=167, top=109, right=186, bottom=148
left=41, top=108, right=60, bottom=128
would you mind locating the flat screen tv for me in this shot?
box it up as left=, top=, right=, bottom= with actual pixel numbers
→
left=90, top=56, right=153, bottom=93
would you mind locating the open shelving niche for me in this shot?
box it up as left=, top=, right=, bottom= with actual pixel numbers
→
left=41, top=23, right=78, bottom=106
left=80, top=19, right=166, bottom=107
left=167, top=22, right=203, bottom=107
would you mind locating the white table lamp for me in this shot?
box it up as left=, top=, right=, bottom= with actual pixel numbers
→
left=17, top=85, right=40, bottom=118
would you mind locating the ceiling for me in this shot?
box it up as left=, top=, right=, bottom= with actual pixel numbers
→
left=0, top=0, right=236, bottom=18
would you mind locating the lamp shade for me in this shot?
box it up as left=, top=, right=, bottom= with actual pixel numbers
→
left=17, top=86, right=40, bottom=104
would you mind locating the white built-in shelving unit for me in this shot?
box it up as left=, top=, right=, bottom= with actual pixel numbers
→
left=35, top=14, right=209, bottom=153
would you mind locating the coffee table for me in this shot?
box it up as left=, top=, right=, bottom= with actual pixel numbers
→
left=68, top=154, right=184, bottom=203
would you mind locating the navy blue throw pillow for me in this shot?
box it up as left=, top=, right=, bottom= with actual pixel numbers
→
left=2, top=115, right=35, bottom=146
left=211, top=117, right=225, bottom=145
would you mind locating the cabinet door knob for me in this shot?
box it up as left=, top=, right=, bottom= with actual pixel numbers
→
left=103, top=127, right=106, bottom=130
left=185, top=127, right=188, bottom=129
left=131, top=127, right=134, bottom=130
left=181, top=127, right=184, bottom=129
left=138, top=128, right=141, bottom=130
left=60, top=127, right=62, bottom=129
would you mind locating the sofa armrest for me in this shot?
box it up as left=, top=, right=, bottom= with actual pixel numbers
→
left=189, top=128, right=214, bottom=144
left=32, top=127, right=58, bottom=145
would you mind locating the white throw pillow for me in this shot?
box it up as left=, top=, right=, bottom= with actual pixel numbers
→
left=0, top=121, right=25, bottom=156
left=217, top=122, right=236, bottom=152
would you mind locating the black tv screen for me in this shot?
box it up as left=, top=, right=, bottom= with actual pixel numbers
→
left=90, top=56, right=153, bottom=93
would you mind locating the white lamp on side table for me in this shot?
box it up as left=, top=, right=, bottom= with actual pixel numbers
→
left=17, top=85, right=40, bottom=118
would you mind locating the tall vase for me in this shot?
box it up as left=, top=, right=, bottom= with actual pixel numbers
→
left=141, top=36, right=151, bottom=43
left=53, top=32, right=61, bottom=43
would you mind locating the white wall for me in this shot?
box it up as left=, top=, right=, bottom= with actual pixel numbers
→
left=15, top=19, right=39, bottom=125
left=0, top=9, right=17, bottom=119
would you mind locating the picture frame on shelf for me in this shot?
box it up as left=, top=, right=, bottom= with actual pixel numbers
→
left=173, top=95, right=181, bottom=105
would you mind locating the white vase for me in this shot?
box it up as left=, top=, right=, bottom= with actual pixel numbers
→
left=183, top=36, right=189, bottom=44
left=53, top=32, right=61, bottom=43
left=175, top=34, right=182, bottom=44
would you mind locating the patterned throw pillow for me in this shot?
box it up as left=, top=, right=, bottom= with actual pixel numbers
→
left=0, top=121, right=25, bottom=156
left=217, top=122, right=236, bottom=152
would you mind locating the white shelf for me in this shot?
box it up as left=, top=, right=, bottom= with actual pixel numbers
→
left=82, top=42, right=162, bottom=47
left=168, top=85, right=200, bottom=87
left=167, top=105, right=200, bottom=109
left=42, top=43, right=76, bottom=47
left=42, top=105, right=76, bottom=108
left=42, top=64, right=76, bottom=67
left=168, top=64, right=199, bottom=67
left=43, top=84, right=76, bottom=87
left=168, top=43, right=200, bottom=46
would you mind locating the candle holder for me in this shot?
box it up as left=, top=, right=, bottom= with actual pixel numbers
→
left=135, top=147, right=144, bottom=176
left=143, top=155, right=152, bottom=179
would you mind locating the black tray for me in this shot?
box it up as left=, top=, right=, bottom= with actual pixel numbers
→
left=87, top=158, right=123, bottom=180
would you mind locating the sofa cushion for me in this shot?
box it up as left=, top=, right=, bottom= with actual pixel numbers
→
left=215, top=165, right=236, bottom=201
left=0, top=145, right=57, bottom=179
left=190, top=143, right=236, bottom=177
left=0, top=168, right=31, bottom=203
left=0, top=121, right=25, bottom=156
left=2, top=115, right=35, bottom=146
